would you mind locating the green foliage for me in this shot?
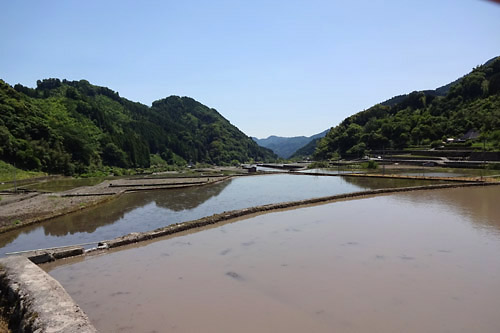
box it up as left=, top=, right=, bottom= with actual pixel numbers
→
left=430, top=140, right=444, bottom=148
left=315, top=57, right=500, bottom=159
left=0, top=160, right=45, bottom=182
left=150, top=154, right=168, bottom=167
left=487, top=163, right=500, bottom=170
left=290, top=137, right=322, bottom=159
left=307, top=161, right=329, bottom=169
left=1, top=79, right=276, bottom=175
left=363, top=160, right=378, bottom=169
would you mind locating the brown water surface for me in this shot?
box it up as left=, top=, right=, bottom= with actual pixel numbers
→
left=45, top=186, right=500, bottom=332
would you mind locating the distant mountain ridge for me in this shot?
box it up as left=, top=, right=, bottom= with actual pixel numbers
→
left=252, top=130, right=328, bottom=158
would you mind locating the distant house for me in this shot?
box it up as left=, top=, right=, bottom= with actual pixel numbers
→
left=459, top=129, right=480, bottom=142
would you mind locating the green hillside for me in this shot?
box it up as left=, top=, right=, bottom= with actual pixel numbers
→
left=0, top=79, right=275, bottom=175
left=253, top=130, right=328, bottom=159
left=290, top=137, right=324, bottom=159
left=315, top=56, right=500, bottom=159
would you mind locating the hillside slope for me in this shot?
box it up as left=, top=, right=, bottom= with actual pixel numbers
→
left=0, top=79, right=275, bottom=174
left=253, top=130, right=328, bottom=158
left=315, top=56, right=500, bottom=159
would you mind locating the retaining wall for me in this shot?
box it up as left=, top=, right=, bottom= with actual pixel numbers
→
left=0, top=256, right=97, bottom=332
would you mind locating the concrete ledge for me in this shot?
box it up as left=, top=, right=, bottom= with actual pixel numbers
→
left=0, top=256, right=97, bottom=332
left=23, top=246, right=85, bottom=264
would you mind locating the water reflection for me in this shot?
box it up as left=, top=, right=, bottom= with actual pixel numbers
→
left=46, top=186, right=500, bottom=333
left=0, top=174, right=442, bottom=255
left=0, top=180, right=230, bottom=252
left=44, top=181, right=232, bottom=236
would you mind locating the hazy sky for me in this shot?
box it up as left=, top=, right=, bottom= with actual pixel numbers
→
left=1, top=0, right=499, bottom=138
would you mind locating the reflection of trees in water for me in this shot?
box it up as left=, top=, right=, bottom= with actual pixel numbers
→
left=0, top=180, right=232, bottom=242
left=42, top=180, right=231, bottom=236
left=152, top=180, right=231, bottom=211
left=340, top=176, right=439, bottom=190
left=0, top=229, right=25, bottom=250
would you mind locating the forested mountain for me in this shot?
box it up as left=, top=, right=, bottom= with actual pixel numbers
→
left=315, top=56, right=500, bottom=159
left=290, top=136, right=324, bottom=159
left=253, top=130, right=328, bottom=158
left=0, top=79, right=275, bottom=174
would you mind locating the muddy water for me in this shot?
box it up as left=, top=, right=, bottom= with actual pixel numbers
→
left=0, top=174, right=438, bottom=255
left=46, top=186, right=500, bottom=332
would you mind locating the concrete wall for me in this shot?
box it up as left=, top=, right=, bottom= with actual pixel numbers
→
left=0, top=256, right=97, bottom=333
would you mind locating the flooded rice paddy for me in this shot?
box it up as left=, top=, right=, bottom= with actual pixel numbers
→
left=45, top=185, right=500, bottom=332
left=0, top=174, right=439, bottom=255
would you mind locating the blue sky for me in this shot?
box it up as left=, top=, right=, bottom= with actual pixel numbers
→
left=1, top=0, right=499, bottom=138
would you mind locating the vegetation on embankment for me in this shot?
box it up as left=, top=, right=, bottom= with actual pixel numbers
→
left=0, top=78, right=276, bottom=176
left=314, top=56, right=500, bottom=159
left=0, top=160, right=45, bottom=183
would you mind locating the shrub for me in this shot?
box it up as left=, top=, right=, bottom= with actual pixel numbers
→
left=307, top=161, right=329, bottom=169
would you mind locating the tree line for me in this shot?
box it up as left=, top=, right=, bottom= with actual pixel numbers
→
left=314, top=57, right=500, bottom=159
left=0, top=79, right=276, bottom=175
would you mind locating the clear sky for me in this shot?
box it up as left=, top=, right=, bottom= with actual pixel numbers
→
left=1, top=0, right=499, bottom=138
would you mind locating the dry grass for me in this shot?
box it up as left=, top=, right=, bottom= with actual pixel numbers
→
left=0, top=313, right=10, bottom=333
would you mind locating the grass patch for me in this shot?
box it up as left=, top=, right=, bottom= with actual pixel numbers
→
left=0, top=160, right=45, bottom=182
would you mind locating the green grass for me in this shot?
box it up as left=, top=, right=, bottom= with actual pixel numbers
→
left=0, top=160, right=46, bottom=182
left=469, top=142, right=498, bottom=151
